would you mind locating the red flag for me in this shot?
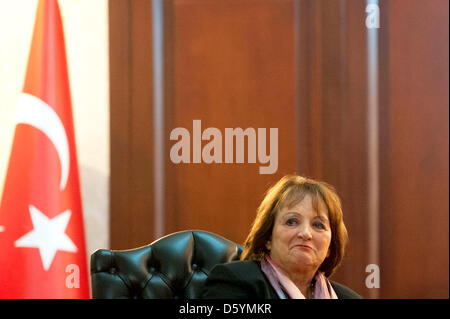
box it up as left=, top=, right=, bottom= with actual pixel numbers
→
left=0, top=0, right=90, bottom=298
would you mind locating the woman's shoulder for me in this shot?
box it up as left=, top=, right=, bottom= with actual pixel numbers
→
left=330, top=281, right=363, bottom=299
left=203, top=260, right=278, bottom=299
left=207, top=260, right=261, bottom=278
left=212, top=260, right=260, bottom=271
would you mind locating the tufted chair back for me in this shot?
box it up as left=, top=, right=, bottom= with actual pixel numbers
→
left=90, top=230, right=243, bottom=298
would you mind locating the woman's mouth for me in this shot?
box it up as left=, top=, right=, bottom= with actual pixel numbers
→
left=294, top=244, right=312, bottom=250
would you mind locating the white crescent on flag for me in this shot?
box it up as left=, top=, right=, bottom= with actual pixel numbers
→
left=15, top=93, right=70, bottom=191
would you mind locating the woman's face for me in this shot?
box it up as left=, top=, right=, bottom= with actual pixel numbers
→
left=267, top=194, right=332, bottom=275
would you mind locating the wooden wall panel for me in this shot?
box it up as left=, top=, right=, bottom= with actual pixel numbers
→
left=298, top=0, right=370, bottom=297
left=298, top=0, right=449, bottom=298
left=109, top=0, right=154, bottom=249
left=337, top=0, right=372, bottom=298
left=164, top=0, right=298, bottom=245
left=379, top=0, right=449, bottom=298
left=108, top=0, right=449, bottom=298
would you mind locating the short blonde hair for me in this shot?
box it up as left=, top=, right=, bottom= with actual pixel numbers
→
left=241, top=175, right=348, bottom=277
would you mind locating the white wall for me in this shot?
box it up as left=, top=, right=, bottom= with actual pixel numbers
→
left=0, top=0, right=110, bottom=257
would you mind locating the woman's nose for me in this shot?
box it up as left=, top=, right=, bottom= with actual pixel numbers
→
left=297, top=224, right=312, bottom=240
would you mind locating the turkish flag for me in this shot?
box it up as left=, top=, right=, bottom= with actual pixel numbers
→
left=0, top=0, right=90, bottom=298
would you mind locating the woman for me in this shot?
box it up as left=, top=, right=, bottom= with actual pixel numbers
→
left=202, top=175, right=362, bottom=299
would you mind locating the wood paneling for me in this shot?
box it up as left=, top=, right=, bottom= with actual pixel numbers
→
left=379, top=0, right=449, bottom=298
left=297, top=0, right=449, bottom=298
left=164, top=0, right=298, bottom=244
left=108, top=0, right=449, bottom=298
left=298, top=0, right=370, bottom=297
left=109, top=0, right=154, bottom=249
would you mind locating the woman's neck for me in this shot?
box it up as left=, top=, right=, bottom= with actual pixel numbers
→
left=291, top=273, right=315, bottom=298
left=278, top=264, right=318, bottom=298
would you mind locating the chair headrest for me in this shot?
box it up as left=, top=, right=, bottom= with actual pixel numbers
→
left=90, top=230, right=243, bottom=298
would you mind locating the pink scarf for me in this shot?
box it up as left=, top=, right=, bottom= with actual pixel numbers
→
left=260, top=255, right=338, bottom=299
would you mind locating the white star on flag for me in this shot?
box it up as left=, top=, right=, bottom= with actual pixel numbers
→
left=14, top=205, right=77, bottom=271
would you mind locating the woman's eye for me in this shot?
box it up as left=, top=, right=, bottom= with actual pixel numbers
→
left=313, top=221, right=325, bottom=229
left=285, top=218, right=298, bottom=226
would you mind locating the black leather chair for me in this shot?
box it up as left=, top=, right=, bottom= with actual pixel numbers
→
left=90, top=230, right=243, bottom=299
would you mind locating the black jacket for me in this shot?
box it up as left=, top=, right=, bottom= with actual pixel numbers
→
left=202, top=260, right=362, bottom=299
